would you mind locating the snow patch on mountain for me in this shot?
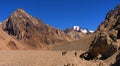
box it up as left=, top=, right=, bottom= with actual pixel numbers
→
left=73, top=26, right=80, bottom=31
left=80, top=29, right=88, bottom=33
left=89, top=30, right=94, bottom=33
left=64, top=26, right=94, bottom=40
left=72, top=26, right=94, bottom=34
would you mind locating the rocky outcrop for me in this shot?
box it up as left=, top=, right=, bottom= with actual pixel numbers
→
left=81, top=4, right=120, bottom=60
left=2, top=9, right=71, bottom=48
left=112, top=53, right=120, bottom=66
left=84, top=31, right=119, bottom=60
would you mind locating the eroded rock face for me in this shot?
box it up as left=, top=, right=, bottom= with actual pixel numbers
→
left=2, top=9, right=71, bottom=48
left=81, top=4, right=120, bottom=60
left=112, top=53, right=120, bottom=66
left=88, top=31, right=118, bottom=59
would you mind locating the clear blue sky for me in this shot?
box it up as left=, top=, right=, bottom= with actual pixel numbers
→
left=0, top=0, right=120, bottom=30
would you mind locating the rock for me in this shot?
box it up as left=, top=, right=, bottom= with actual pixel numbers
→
left=111, top=53, right=120, bottom=66
left=81, top=4, right=120, bottom=60
left=62, top=51, right=67, bottom=56
left=109, top=29, right=118, bottom=42
left=93, top=54, right=102, bottom=60
left=74, top=51, right=77, bottom=57
left=81, top=31, right=119, bottom=60
left=80, top=52, right=90, bottom=60
left=7, top=41, right=18, bottom=50
left=64, top=63, right=74, bottom=66
left=89, top=31, right=118, bottom=59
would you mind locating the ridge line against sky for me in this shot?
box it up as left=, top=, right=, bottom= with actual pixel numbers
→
left=0, top=0, right=120, bottom=30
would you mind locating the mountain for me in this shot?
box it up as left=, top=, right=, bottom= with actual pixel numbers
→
left=2, top=8, right=71, bottom=49
left=81, top=4, right=120, bottom=61
left=64, top=26, right=93, bottom=40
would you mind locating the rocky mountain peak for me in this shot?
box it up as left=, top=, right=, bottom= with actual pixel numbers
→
left=2, top=9, right=71, bottom=48
left=64, top=26, right=93, bottom=40
left=15, top=8, right=25, bottom=13
left=10, top=8, right=32, bottom=20
left=64, top=26, right=93, bottom=34
left=12, top=8, right=28, bottom=15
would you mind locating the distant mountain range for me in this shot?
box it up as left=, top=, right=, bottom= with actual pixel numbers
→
left=72, top=26, right=94, bottom=33
left=0, top=8, right=95, bottom=49
left=64, top=26, right=94, bottom=40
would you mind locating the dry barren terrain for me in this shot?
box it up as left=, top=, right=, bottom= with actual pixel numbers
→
left=0, top=50, right=107, bottom=66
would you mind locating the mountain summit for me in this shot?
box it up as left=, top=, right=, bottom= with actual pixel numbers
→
left=64, top=26, right=93, bottom=40
left=72, top=26, right=94, bottom=33
left=2, top=8, right=71, bottom=49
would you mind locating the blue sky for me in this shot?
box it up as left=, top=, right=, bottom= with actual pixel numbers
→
left=0, top=0, right=120, bottom=30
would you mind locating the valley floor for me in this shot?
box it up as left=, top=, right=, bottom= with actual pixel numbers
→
left=0, top=50, right=110, bottom=66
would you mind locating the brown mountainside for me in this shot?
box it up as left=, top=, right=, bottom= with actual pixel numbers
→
left=64, top=29, right=86, bottom=40
left=2, top=9, right=71, bottom=49
left=0, top=25, right=29, bottom=50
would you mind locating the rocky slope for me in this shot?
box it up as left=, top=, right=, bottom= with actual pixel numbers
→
left=0, top=25, right=30, bottom=50
left=2, top=9, right=71, bottom=49
left=64, top=26, right=93, bottom=40
left=80, top=4, right=120, bottom=61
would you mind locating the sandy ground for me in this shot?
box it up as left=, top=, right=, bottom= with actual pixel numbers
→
left=50, top=34, right=95, bottom=51
left=0, top=50, right=107, bottom=66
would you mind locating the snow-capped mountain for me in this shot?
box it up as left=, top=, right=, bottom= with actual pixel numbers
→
left=64, top=26, right=94, bottom=40
left=72, top=26, right=94, bottom=34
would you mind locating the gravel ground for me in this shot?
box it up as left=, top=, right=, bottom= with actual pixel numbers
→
left=0, top=50, right=108, bottom=66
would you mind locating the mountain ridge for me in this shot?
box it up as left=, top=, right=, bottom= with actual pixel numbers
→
left=64, top=26, right=93, bottom=40
left=1, top=8, right=72, bottom=49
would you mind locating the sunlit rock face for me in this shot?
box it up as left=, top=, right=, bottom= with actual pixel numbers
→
left=81, top=4, right=120, bottom=60
left=2, top=8, right=71, bottom=48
